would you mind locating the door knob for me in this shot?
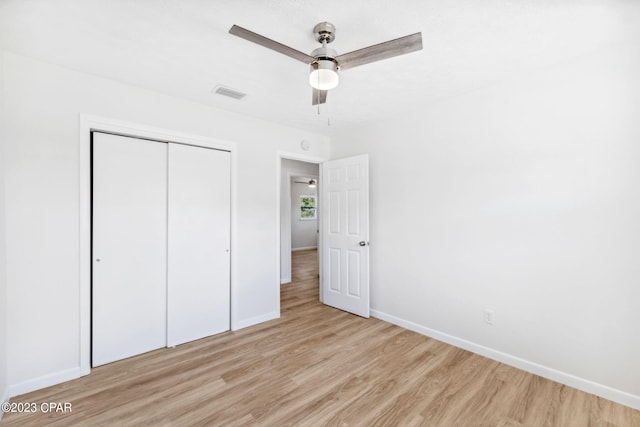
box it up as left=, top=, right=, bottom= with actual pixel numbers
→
left=359, top=241, right=367, bottom=247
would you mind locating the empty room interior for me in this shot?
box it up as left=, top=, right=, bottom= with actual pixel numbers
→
left=1, top=1, right=639, bottom=425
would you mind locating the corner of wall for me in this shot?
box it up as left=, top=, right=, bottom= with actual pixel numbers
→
left=0, top=48, right=10, bottom=413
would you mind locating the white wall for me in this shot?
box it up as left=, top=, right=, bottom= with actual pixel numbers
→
left=331, top=44, right=640, bottom=409
left=3, top=52, right=329, bottom=395
left=291, top=180, right=318, bottom=250
left=0, top=51, right=9, bottom=409
left=280, top=159, right=319, bottom=283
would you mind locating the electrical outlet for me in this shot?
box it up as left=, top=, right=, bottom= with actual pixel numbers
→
left=484, top=309, right=495, bottom=325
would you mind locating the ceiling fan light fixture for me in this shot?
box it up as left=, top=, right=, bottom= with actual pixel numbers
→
left=309, top=59, right=339, bottom=90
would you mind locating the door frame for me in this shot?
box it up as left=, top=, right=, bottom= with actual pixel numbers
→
left=79, top=114, right=237, bottom=376
left=277, top=152, right=327, bottom=312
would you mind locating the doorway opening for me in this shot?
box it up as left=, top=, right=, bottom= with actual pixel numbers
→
left=279, top=158, right=321, bottom=302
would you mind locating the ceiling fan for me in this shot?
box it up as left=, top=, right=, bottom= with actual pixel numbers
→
left=229, top=22, right=423, bottom=105
left=294, top=179, right=317, bottom=188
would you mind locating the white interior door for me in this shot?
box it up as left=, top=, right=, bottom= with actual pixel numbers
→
left=167, top=144, right=231, bottom=346
left=92, top=132, right=168, bottom=366
left=321, top=154, right=370, bottom=317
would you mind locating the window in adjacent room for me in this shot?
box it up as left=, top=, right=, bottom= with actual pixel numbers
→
left=300, top=195, right=317, bottom=220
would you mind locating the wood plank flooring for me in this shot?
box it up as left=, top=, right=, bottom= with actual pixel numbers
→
left=3, top=249, right=639, bottom=426
left=291, top=248, right=319, bottom=283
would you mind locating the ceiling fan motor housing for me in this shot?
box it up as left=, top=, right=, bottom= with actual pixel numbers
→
left=311, top=46, right=338, bottom=62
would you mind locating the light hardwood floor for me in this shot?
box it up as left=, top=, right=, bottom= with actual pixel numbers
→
left=291, top=248, right=319, bottom=283
left=3, top=249, right=639, bottom=426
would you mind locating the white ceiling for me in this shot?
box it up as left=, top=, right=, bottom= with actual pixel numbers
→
left=1, top=0, right=638, bottom=135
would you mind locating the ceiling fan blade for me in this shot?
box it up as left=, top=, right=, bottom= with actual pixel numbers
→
left=229, top=25, right=315, bottom=64
left=336, top=32, right=423, bottom=71
left=312, top=89, right=328, bottom=106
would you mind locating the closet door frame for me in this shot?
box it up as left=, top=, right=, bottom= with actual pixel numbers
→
left=79, top=114, right=237, bottom=376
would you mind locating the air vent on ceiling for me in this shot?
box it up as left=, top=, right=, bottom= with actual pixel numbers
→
left=213, top=85, right=246, bottom=100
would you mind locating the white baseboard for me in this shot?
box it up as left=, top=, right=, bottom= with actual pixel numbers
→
left=291, top=246, right=317, bottom=252
left=280, top=275, right=292, bottom=285
left=9, top=367, right=81, bottom=398
left=232, top=311, right=279, bottom=331
left=371, top=309, right=640, bottom=411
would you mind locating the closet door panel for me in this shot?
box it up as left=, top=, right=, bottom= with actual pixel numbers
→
left=92, top=132, right=168, bottom=367
left=167, top=144, right=231, bottom=346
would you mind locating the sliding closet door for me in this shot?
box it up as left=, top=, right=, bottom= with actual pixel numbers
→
left=92, top=132, right=168, bottom=367
left=167, top=144, right=231, bottom=346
